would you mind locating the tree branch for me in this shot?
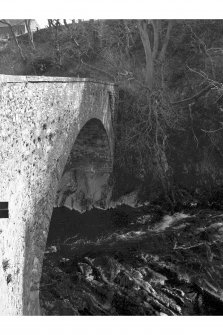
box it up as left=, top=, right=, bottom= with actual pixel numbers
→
left=171, top=84, right=213, bottom=106
left=201, top=127, right=223, bottom=133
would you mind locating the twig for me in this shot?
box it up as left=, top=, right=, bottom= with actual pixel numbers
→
left=189, top=104, right=199, bottom=148
left=201, top=127, right=223, bottom=133
left=187, top=65, right=222, bottom=90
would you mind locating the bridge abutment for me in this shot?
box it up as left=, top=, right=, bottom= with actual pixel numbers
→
left=0, top=75, right=115, bottom=315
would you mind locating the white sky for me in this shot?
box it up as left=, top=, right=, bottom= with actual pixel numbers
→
left=36, top=19, right=74, bottom=28
left=2, top=0, right=223, bottom=19
left=36, top=19, right=48, bottom=28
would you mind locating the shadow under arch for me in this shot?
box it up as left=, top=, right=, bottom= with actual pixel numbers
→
left=55, top=117, right=113, bottom=212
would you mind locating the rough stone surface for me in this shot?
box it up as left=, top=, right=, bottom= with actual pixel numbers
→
left=0, top=75, right=116, bottom=315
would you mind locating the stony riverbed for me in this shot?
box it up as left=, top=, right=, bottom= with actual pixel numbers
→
left=40, top=205, right=223, bottom=315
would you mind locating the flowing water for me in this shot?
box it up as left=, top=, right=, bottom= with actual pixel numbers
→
left=40, top=205, right=223, bottom=315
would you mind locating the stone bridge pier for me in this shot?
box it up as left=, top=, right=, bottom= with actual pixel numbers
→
left=0, top=75, right=116, bottom=315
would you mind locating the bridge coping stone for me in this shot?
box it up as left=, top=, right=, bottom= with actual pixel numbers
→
left=0, top=74, right=116, bottom=85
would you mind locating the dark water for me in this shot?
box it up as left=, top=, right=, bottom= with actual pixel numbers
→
left=47, top=205, right=144, bottom=244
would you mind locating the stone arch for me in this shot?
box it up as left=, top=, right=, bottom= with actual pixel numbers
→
left=0, top=76, right=115, bottom=316
left=22, top=116, right=114, bottom=315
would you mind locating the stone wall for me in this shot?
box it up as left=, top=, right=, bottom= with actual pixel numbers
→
left=0, top=75, right=115, bottom=315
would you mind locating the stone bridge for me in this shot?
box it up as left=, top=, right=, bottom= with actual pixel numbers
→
left=0, top=75, right=116, bottom=315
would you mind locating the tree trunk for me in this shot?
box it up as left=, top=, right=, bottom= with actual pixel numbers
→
left=152, top=20, right=160, bottom=60
left=25, top=19, right=35, bottom=50
left=137, top=20, right=153, bottom=90
left=159, top=20, right=173, bottom=62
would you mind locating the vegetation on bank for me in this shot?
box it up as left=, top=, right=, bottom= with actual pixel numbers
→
left=1, top=19, right=223, bottom=208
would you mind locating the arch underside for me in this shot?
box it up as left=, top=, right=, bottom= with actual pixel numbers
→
left=55, top=118, right=113, bottom=212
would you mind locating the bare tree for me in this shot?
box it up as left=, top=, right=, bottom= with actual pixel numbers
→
left=47, top=19, right=62, bottom=66
left=137, top=20, right=173, bottom=90
left=0, top=19, right=26, bottom=62
left=48, top=19, right=53, bottom=28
